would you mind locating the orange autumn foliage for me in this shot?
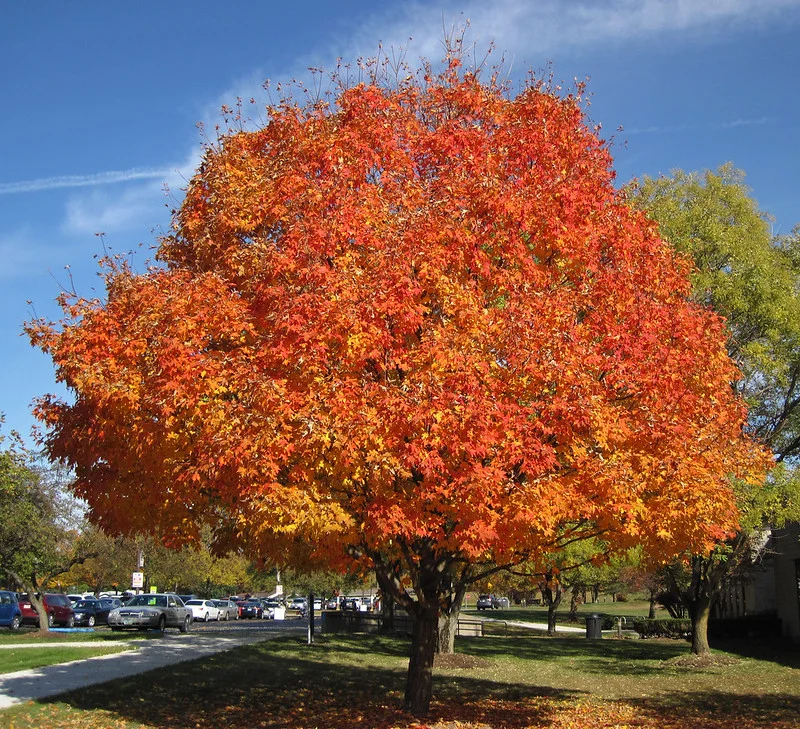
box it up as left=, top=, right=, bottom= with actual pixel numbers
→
left=28, top=59, right=765, bottom=582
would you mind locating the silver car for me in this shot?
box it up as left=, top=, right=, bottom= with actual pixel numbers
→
left=108, top=593, right=192, bottom=632
left=211, top=599, right=239, bottom=620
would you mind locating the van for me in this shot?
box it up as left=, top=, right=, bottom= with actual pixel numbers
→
left=18, top=593, right=75, bottom=628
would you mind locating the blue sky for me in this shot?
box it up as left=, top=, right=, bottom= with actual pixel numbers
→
left=2, top=0, right=799, bottom=443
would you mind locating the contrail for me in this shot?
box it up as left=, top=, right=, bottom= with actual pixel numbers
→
left=0, top=167, right=174, bottom=195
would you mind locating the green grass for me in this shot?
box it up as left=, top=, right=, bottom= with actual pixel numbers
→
left=464, top=598, right=658, bottom=626
left=0, top=644, right=133, bottom=674
left=2, top=631, right=799, bottom=728
left=0, top=628, right=162, bottom=645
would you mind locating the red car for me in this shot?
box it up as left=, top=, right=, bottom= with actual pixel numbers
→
left=18, top=593, right=75, bottom=628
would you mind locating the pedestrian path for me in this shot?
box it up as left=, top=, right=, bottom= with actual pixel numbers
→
left=0, top=626, right=303, bottom=709
left=480, top=617, right=586, bottom=634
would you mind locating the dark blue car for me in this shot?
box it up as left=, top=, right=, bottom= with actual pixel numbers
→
left=0, top=590, right=22, bottom=630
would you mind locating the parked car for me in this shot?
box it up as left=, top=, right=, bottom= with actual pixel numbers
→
left=0, top=590, right=22, bottom=630
left=340, top=597, right=359, bottom=612
left=18, top=593, right=75, bottom=627
left=211, top=599, right=239, bottom=620
left=288, top=597, right=307, bottom=612
left=236, top=600, right=263, bottom=619
left=185, top=599, right=223, bottom=622
left=476, top=594, right=497, bottom=610
left=67, top=593, right=97, bottom=604
left=107, top=593, right=192, bottom=632
left=261, top=598, right=284, bottom=619
left=325, top=596, right=343, bottom=610
left=72, top=598, right=123, bottom=627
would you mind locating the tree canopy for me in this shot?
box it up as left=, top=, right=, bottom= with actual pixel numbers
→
left=628, top=164, right=800, bottom=653
left=27, top=56, right=765, bottom=712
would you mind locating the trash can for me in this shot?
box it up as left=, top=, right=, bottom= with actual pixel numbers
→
left=585, top=614, right=603, bottom=639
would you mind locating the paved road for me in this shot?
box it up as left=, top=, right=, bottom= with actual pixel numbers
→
left=0, top=621, right=305, bottom=709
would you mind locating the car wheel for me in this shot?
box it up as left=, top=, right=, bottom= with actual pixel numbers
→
left=157, top=615, right=167, bottom=633
left=10, top=615, right=20, bottom=630
left=48, top=613, right=55, bottom=628
left=66, top=615, right=75, bottom=628
left=87, top=615, right=96, bottom=627
left=179, top=614, right=191, bottom=633
left=203, top=612, right=209, bottom=622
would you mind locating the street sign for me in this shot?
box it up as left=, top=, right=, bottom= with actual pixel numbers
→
left=132, top=571, right=144, bottom=588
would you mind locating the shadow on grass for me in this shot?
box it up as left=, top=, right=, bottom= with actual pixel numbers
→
left=44, top=635, right=582, bottom=729
left=35, top=633, right=800, bottom=728
left=711, top=636, right=800, bottom=670
left=458, top=633, right=689, bottom=676
left=628, top=689, right=800, bottom=728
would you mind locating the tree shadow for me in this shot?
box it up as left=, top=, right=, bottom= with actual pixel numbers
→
left=37, top=633, right=800, bottom=728
left=709, top=636, right=800, bottom=669
left=457, top=633, right=689, bottom=676
left=43, top=636, right=583, bottom=728
left=628, top=689, right=800, bottom=727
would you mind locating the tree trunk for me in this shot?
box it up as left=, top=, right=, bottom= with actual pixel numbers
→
left=691, top=593, right=713, bottom=654
left=405, top=606, right=438, bottom=715
left=436, top=581, right=466, bottom=654
left=437, top=610, right=458, bottom=654
left=29, top=593, right=50, bottom=633
left=648, top=589, right=657, bottom=619
left=380, top=591, right=395, bottom=633
left=568, top=584, right=584, bottom=622
left=539, top=571, right=562, bottom=636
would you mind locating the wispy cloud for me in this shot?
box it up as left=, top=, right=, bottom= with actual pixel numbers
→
left=721, top=116, right=770, bottom=128
left=326, top=0, right=800, bottom=68
left=62, top=148, right=201, bottom=236
left=626, top=116, right=772, bottom=134
left=0, top=167, right=177, bottom=196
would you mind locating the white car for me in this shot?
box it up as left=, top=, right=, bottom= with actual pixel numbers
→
left=185, top=599, right=222, bottom=622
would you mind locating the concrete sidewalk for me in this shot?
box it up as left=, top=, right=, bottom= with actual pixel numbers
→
left=0, top=626, right=303, bottom=709
left=479, top=616, right=586, bottom=634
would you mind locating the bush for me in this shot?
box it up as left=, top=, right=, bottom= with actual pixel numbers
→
left=633, top=618, right=691, bottom=639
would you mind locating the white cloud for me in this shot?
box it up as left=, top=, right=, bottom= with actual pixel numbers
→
left=62, top=147, right=201, bottom=237
left=322, top=0, right=800, bottom=66
left=0, top=168, right=176, bottom=196
left=9, top=0, right=798, bottom=239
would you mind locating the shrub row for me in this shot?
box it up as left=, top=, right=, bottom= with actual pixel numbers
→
left=632, top=618, right=692, bottom=639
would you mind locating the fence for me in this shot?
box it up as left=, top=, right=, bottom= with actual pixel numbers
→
left=320, top=610, right=484, bottom=637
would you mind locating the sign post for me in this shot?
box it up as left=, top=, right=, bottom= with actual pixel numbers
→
left=307, top=592, right=314, bottom=645
left=132, top=571, right=144, bottom=593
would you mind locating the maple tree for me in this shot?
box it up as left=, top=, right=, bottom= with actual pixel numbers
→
left=27, top=51, right=766, bottom=713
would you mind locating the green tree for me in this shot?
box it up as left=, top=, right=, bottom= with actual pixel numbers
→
left=0, top=424, right=94, bottom=631
left=629, top=165, right=800, bottom=653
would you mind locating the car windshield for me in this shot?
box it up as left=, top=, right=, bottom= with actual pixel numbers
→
left=127, top=595, right=167, bottom=607
left=74, top=601, right=96, bottom=609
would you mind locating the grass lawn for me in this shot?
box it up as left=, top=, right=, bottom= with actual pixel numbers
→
left=0, top=628, right=161, bottom=645
left=2, top=630, right=799, bottom=728
left=0, top=644, right=133, bottom=674
left=463, top=599, right=659, bottom=627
